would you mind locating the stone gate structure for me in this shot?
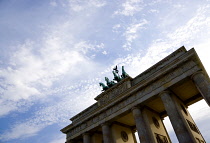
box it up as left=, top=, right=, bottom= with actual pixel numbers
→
left=61, top=46, right=210, bottom=143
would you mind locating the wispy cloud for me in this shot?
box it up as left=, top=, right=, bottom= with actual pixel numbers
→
left=113, top=4, right=210, bottom=77
left=112, top=24, right=121, bottom=33
left=49, top=135, right=66, bottom=143
left=102, top=50, right=108, bottom=55
left=68, top=0, right=106, bottom=12
left=50, top=1, right=57, bottom=7
left=123, top=19, right=149, bottom=50
left=0, top=0, right=110, bottom=118
left=148, top=9, right=159, bottom=13
left=75, top=41, right=105, bottom=54
left=114, top=0, right=144, bottom=16
left=0, top=80, right=100, bottom=141
left=166, top=5, right=210, bottom=45
left=0, top=29, right=103, bottom=119
left=0, top=123, right=42, bottom=141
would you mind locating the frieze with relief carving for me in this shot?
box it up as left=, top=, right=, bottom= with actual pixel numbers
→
left=98, top=79, right=131, bottom=105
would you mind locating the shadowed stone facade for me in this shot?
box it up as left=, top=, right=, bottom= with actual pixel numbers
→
left=61, top=46, right=209, bottom=143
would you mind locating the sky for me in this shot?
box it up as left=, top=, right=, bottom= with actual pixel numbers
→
left=0, top=0, right=210, bottom=143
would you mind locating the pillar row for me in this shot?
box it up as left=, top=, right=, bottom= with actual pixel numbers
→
left=192, top=71, right=210, bottom=106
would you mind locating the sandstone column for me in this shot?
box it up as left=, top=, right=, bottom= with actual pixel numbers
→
left=83, top=132, right=91, bottom=143
left=101, top=123, right=113, bottom=143
left=131, top=107, right=155, bottom=143
left=160, top=91, right=200, bottom=143
left=192, top=71, right=210, bottom=106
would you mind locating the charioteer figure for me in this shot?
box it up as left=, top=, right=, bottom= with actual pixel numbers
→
left=99, top=66, right=129, bottom=91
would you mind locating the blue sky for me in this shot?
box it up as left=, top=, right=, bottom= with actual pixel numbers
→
left=0, top=0, right=210, bottom=143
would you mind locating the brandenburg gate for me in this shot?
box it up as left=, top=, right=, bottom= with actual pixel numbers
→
left=61, top=46, right=209, bottom=143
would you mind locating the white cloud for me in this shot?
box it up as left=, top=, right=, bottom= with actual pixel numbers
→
left=68, top=0, right=106, bottom=12
left=123, top=19, right=148, bottom=50
left=149, top=9, right=159, bottom=13
left=112, top=24, right=121, bottom=33
left=147, top=0, right=165, bottom=6
left=112, top=43, right=173, bottom=78
left=166, top=5, right=210, bottom=46
left=75, top=41, right=105, bottom=54
left=113, top=4, right=210, bottom=79
left=173, top=4, right=184, bottom=9
left=189, top=100, right=210, bottom=121
left=0, top=81, right=100, bottom=141
left=113, top=24, right=121, bottom=29
left=126, top=3, right=210, bottom=69
left=0, top=31, right=102, bottom=117
left=114, top=0, right=144, bottom=16
left=49, top=134, right=66, bottom=143
left=90, top=0, right=106, bottom=7
left=0, top=123, right=43, bottom=141
left=50, top=1, right=57, bottom=7
left=102, top=50, right=107, bottom=55
left=0, top=102, right=17, bottom=117
left=2, top=40, right=82, bottom=93
left=0, top=0, right=110, bottom=118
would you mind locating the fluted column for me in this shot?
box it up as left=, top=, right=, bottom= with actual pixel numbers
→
left=101, top=122, right=113, bottom=143
left=160, top=91, right=196, bottom=143
left=131, top=107, right=154, bottom=143
left=83, top=132, right=91, bottom=143
left=192, top=71, right=210, bottom=106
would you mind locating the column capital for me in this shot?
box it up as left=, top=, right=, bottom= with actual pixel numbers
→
left=191, top=70, right=210, bottom=106
left=101, top=122, right=111, bottom=127
left=159, top=90, right=171, bottom=96
left=191, top=71, right=205, bottom=80
left=83, top=132, right=90, bottom=136
left=132, top=105, right=155, bottom=142
left=131, top=106, right=140, bottom=111
left=131, top=105, right=145, bottom=111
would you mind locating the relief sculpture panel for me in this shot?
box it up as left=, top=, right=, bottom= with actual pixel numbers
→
left=99, top=80, right=131, bottom=105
